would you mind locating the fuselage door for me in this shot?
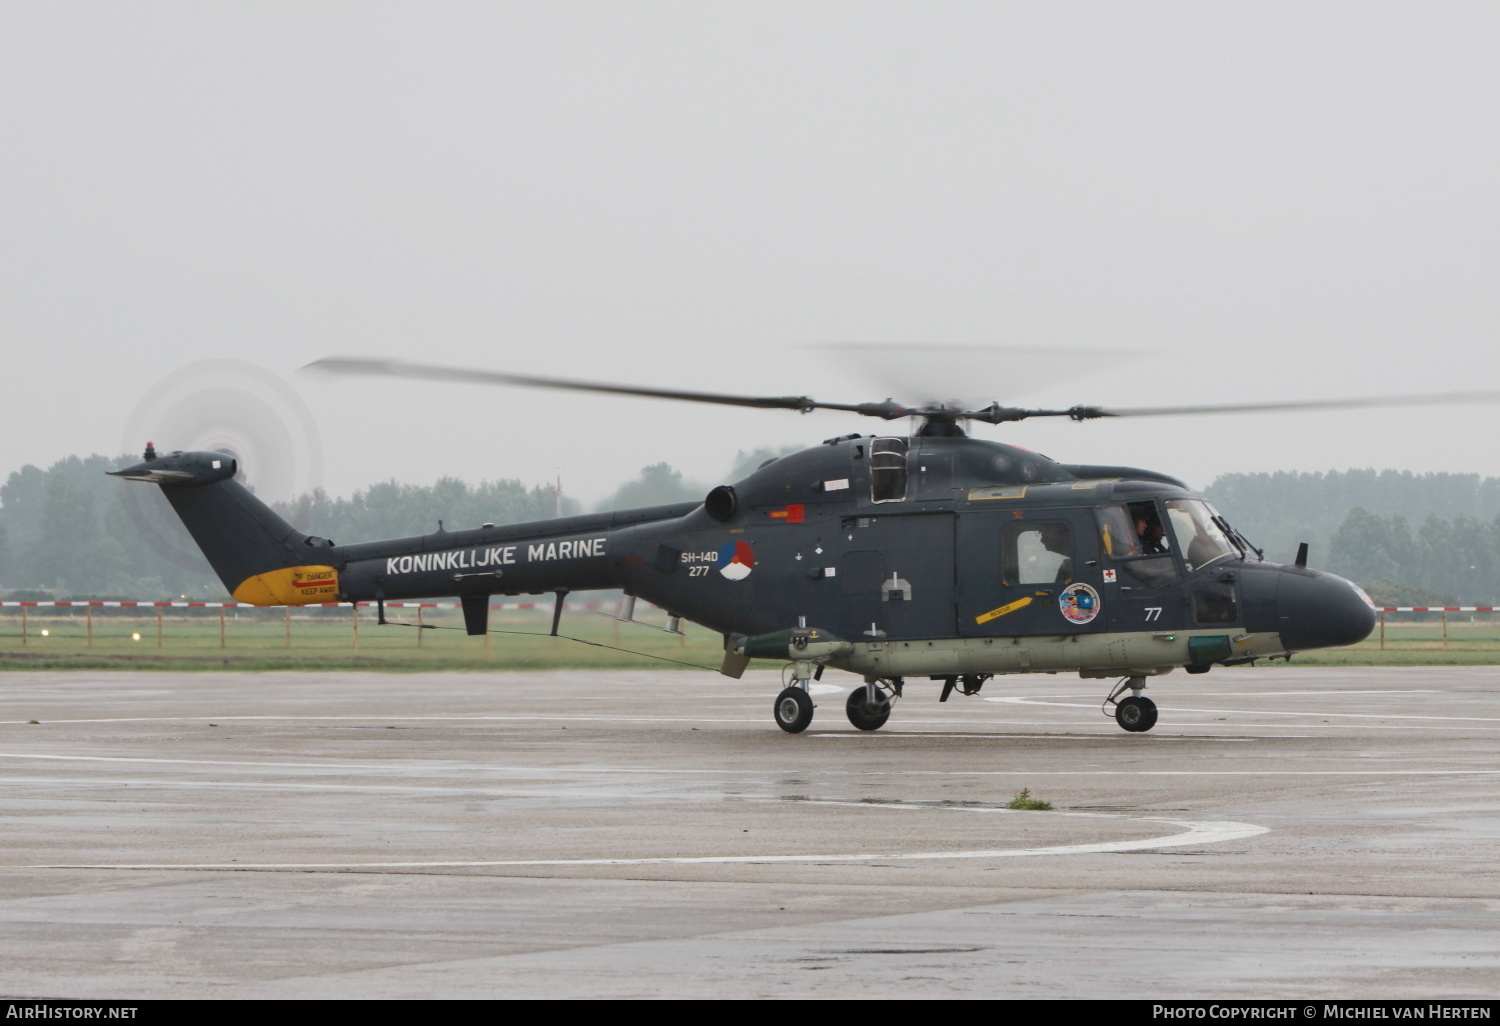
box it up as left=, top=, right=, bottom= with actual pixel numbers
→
left=956, top=508, right=1107, bottom=637
left=1097, top=500, right=1186, bottom=633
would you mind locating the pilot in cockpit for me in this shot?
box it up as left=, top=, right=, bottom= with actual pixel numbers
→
left=1136, top=515, right=1167, bottom=555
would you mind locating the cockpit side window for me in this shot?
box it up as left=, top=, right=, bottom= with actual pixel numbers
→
left=1095, top=505, right=1141, bottom=559
left=1002, top=521, right=1074, bottom=586
left=1097, top=502, right=1178, bottom=590
left=870, top=437, right=909, bottom=503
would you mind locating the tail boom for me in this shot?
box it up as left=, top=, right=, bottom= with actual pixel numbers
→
left=111, top=450, right=698, bottom=608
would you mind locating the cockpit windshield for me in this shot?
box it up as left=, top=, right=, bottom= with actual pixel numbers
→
left=1164, top=499, right=1238, bottom=571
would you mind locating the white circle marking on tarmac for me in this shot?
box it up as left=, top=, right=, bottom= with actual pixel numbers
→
left=1184, top=690, right=1441, bottom=697
left=812, top=733, right=1257, bottom=741
left=985, top=695, right=1500, bottom=722
left=20, top=801, right=1268, bottom=871
left=5, top=752, right=1500, bottom=777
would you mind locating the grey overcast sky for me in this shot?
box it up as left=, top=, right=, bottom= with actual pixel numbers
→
left=3, top=2, right=1498, bottom=506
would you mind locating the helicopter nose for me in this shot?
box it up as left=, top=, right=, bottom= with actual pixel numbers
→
left=1276, top=569, right=1377, bottom=652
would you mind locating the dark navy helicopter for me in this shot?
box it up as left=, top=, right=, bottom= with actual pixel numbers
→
left=111, top=359, right=1500, bottom=734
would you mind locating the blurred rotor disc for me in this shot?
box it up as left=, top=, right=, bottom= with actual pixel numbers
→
left=807, top=342, right=1132, bottom=409
left=119, top=360, right=323, bottom=572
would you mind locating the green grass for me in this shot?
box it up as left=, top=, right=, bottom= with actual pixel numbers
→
left=1006, top=788, right=1053, bottom=811
left=1294, top=620, right=1500, bottom=666
left=0, top=607, right=729, bottom=672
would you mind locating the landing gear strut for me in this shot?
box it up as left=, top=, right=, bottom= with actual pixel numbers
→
left=774, top=660, right=817, bottom=734
left=846, top=681, right=895, bottom=731
left=774, top=687, right=814, bottom=733
left=1104, top=676, right=1158, bottom=733
left=936, top=674, right=992, bottom=702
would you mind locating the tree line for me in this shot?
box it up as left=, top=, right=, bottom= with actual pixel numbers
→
left=1204, top=469, right=1500, bottom=605
left=0, top=447, right=793, bottom=599
left=4, top=453, right=1493, bottom=602
left=1203, top=469, right=1500, bottom=566
left=1325, top=508, right=1500, bottom=606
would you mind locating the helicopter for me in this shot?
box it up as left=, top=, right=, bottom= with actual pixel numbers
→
left=109, top=357, right=1500, bottom=735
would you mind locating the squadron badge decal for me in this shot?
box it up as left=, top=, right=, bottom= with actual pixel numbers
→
left=1059, top=582, right=1101, bottom=625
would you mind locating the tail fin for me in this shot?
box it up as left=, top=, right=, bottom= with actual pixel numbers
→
left=110, top=449, right=341, bottom=605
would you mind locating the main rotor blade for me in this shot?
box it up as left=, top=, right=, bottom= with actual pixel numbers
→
left=1090, top=390, right=1500, bottom=419
left=303, top=357, right=910, bottom=419
left=306, top=357, right=1500, bottom=427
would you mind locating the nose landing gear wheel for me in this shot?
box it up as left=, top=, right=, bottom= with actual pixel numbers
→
left=774, top=687, right=815, bottom=733
left=1115, top=695, right=1158, bottom=732
left=846, top=686, right=892, bottom=731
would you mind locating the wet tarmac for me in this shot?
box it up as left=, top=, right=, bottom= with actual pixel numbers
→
left=1, top=665, right=1498, bottom=998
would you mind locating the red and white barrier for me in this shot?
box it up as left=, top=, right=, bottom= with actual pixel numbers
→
left=0, top=600, right=617, bottom=610
left=2, top=600, right=1490, bottom=616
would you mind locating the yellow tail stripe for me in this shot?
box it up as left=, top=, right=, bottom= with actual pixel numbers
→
left=231, top=566, right=341, bottom=607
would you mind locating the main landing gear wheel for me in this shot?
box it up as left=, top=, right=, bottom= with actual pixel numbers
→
left=774, top=687, right=815, bottom=734
left=1115, top=695, right=1158, bottom=733
left=846, top=685, right=892, bottom=731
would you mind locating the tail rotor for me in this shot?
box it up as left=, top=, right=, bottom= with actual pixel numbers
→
left=118, top=360, right=323, bottom=572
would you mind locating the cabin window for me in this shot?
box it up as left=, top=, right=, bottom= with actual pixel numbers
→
left=869, top=437, right=909, bottom=503
left=1192, top=581, right=1238, bottom=624
left=1166, top=499, right=1237, bottom=571
left=1002, top=522, right=1074, bottom=586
